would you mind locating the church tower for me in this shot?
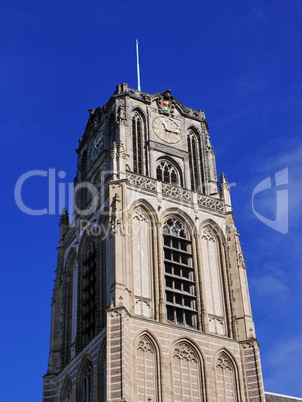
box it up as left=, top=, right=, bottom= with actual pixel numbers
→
left=43, top=84, right=265, bottom=401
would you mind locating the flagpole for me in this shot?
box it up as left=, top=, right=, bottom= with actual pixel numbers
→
left=136, top=39, right=141, bottom=91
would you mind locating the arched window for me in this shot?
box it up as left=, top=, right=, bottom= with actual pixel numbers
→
left=136, top=335, right=158, bottom=401
left=82, top=240, right=97, bottom=346
left=163, top=218, right=197, bottom=328
left=60, top=378, right=72, bottom=402
left=215, top=352, right=239, bottom=401
left=156, top=159, right=181, bottom=185
left=187, top=129, right=204, bottom=193
left=132, top=111, right=146, bottom=174
left=132, top=208, right=152, bottom=317
left=200, top=226, right=225, bottom=335
left=173, top=342, right=203, bottom=401
left=71, top=262, right=78, bottom=348
left=81, top=361, right=93, bottom=402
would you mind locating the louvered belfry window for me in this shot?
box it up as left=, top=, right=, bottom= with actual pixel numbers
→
left=82, top=240, right=97, bottom=346
left=163, top=218, right=197, bottom=328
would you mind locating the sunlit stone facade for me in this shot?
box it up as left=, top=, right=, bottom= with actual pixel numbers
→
left=43, top=84, right=265, bottom=401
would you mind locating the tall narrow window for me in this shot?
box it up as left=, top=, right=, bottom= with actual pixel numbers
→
left=173, top=342, right=203, bottom=401
left=132, top=208, right=152, bottom=317
left=82, top=240, right=97, bottom=346
left=200, top=227, right=225, bottom=335
left=187, top=130, right=204, bottom=193
left=156, top=159, right=180, bottom=185
left=163, top=218, right=197, bottom=328
left=215, top=352, right=238, bottom=401
left=132, top=112, right=144, bottom=174
left=136, top=335, right=158, bottom=401
left=61, top=379, right=72, bottom=402
left=82, top=362, right=93, bottom=402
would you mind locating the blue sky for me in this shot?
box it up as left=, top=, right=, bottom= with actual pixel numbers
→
left=1, top=0, right=302, bottom=400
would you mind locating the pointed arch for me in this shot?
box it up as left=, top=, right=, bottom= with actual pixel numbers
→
left=77, top=356, right=94, bottom=402
left=132, top=108, right=147, bottom=175
left=129, top=198, right=158, bottom=223
left=135, top=332, right=160, bottom=401
left=172, top=340, right=205, bottom=401
left=60, top=376, right=72, bottom=402
left=187, top=127, right=205, bottom=193
left=162, top=215, right=197, bottom=328
left=214, top=349, right=241, bottom=401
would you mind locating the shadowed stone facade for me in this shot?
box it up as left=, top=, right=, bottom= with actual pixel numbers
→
left=43, top=84, right=266, bottom=401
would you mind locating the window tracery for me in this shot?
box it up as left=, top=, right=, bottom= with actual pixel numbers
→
left=156, top=160, right=180, bottom=185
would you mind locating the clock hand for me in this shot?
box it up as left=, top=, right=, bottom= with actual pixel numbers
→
left=165, top=127, right=181, bottom=134
left=162, top=120, right=168, bottom=130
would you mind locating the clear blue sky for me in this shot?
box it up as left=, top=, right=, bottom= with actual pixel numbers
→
left=1, top=0, right=302, bottom=400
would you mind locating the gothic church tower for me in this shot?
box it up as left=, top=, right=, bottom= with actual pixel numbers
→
left=43, top=84, right=265, bottom=401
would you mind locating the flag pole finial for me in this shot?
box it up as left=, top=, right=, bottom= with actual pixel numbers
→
left=136, top=39, right=141, bottom=91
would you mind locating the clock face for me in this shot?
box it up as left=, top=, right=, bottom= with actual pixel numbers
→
left=152, top=116, right=181, bottom=144
left=89, top=127, right=104, bottom=162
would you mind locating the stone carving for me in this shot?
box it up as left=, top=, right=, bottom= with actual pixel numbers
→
left=117, top=141, right=125, bottom=158
left=156, top=89, right=175, bottom=115
left=117, top=105, right=126, bottom=125
left=127, top=173, right=157, bottom=192
left=241, top=342, right=254, bottom=350
left=162, top=183, right=192, bottom=202
left=111, top=141, right=117, bottom=159
left=197, top=194, right=225, bottom=212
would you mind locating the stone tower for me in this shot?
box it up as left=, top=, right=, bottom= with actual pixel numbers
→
left=43, top=84, right=265, bottom=401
